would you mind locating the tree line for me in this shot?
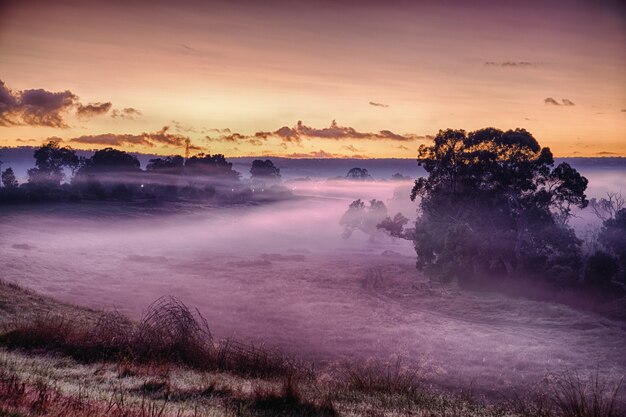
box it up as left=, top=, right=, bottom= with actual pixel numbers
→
left=0, top=140, right=283, bottom=203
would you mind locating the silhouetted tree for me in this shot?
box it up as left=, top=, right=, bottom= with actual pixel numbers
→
left=77, top=148, right=141, bottom=174
left=346, top=167, right=372, bottom=180
left=185, top=153, right=240, bottom=180
left=146, top=155, right=184, bottom=173
left=377, top=212, right=413, bottom=240
left=340, top=199, right=388, bottom=239
left=391, top=173, right=410, bottom=181
left=250, top=159, right=281, bottom=181
left=405, top=128, right=588, bottom=285
left=27, top=140, right=79, bottom=185
left=598, top=208, right=626, bottom=284
left=1, top=168, right=18, bottom=188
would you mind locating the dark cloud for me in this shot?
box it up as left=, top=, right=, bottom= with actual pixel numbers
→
left=111, top=107, right=142, bottom=120
left=485, top=61, right=539, bottom=67
left=596, top=151, right=618, bottom=156
left=369, top=101, right=389, bottom=108
left=70, top=133, right=154, bottom=147
left=69, top=126, right=202, bottom=150
left=0, top=79, right=123, bottom=127
left=200, top=120, right=424, bottom=146
left=267, top=120, right=417, bottom=142
left=0, top=80, right=78, bottom=127
left=544, top=97, right=575, bottom=106
left=284, top=150, right=342, bottom=158
left=621, top=109, right=626, bottom=112
left=76, top=102, right=112, bottom=118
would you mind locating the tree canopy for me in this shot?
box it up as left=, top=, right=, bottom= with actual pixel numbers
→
left=250, top=159, right=281, bottom=181
left=402, top=128, right=588, bottom=285
left=346, top=167, right=372, bottom=180
left=185, top=153, right=240, bottom=180
left=27, top=140, right=79, bottom=186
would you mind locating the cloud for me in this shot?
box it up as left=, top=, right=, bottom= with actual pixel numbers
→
left=621, top=109, right=626, bottom=112
left=110, top=107, right=142, bottom=120
left=76, top=102, right=112, bottom=118
left=0, top=79, right=121, bottom=127
left=342, top=145, right=361, bottom=152
left=369, top=101, right=389, bottom=108
left=485, top=61, right=539, bottom=67
left=596, top=151, right=618, bottom=156
left=266, top=120, right=418, bottom=143
left=69, top=126, right=202, bottom=150
left=544, top=97, right=575, bottom=106
left=0, top=80, right=78, bottom=127
left=284, top=150, right=342, bottom=158
left=200, top=121, right=426, bottom=148
left=203, top=127, right=231, bottom=134
left=205, top=133, right=249, bottom=143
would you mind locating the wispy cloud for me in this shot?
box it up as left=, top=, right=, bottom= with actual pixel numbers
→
left=485, top=61, right=540, bottom=67
left=544, top=97, right=575, bottom=106
left=69, top=126, right=203, bottom=150
left=110, top=107, right=142, bottom=120
left=76, top=102, right=112, bottom=118
left=369, top=101, right=389, bottom=108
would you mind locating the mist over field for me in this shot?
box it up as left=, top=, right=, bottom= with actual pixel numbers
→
left=1, top=158, right=625, bottom=399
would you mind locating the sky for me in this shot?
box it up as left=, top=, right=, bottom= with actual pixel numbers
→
left=0, top=0, right=625, bottom=158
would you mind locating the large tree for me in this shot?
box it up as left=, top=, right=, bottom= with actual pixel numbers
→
left=401, top=128, right=588, bottom=285
left=250, top=159, right=281, bottom=181
left=77, top=148, right=141, bottom=174
left=27, top=140, right=79, bottom=186
left=185, top=153, right=240, bottom=180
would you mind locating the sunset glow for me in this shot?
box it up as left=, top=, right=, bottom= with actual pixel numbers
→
left=1, top=0, right=625, bottom=157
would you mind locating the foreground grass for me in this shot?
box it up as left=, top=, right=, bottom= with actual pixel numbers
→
left=0, top=280, right=623, bottom=417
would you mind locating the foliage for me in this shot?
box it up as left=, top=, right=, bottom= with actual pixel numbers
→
left=584, top=251, right=619, bottom=287
left=185, top=153, right=240, bottom=180
left=340, top=199, right=388, bottom=239
left=1, top=168, right=18, bottom=188
left=346, top=167, right=372, bottom=180
left=146, top=155, right=184, bottom=173
left=407, top=128, right=588, bottom=285
left=598, top=208, right=626, bottom=284
left=77, top=147, right=141, bottom=175
left=27, top=140, right=79, bottom=186
left=250, top=159, right=281, bottom=180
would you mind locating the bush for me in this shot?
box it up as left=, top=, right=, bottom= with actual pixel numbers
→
left=584, top=251, right=619, bottom=287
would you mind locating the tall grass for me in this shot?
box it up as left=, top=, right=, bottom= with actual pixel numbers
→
left=0, top=296, right=297, bottom=378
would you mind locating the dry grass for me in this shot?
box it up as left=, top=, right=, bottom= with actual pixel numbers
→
left=0, top=295, right=301, bottom=379
left=1, top=281, right=624, bottom=417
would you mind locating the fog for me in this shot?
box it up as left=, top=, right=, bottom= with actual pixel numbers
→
left=1, top=171, right=625, bottom=398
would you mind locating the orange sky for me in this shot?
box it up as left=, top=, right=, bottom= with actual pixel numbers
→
left=0, top=0, right=625, bottom=158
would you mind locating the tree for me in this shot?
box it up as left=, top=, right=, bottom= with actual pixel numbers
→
left=185, top=153, right=240, bottom=180
left=27, top=140, right=79, bottom=186
left=146, top=155, right=184, bottom=173
left=598, top=208, right=626, bottom=283
left=77, top=148, right=141, bottom=174
left=1, top=168, right=18, bottom=188
left=340, top=199, right=388, bottom=239
left=250, top=159, right=281, bottom=181
left=406, top=127, right=588, bottom=285
left=346, top=167, right=372, bottom=180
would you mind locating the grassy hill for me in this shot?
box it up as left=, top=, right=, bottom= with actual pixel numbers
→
left=0, top=280, right=623, bottom=417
